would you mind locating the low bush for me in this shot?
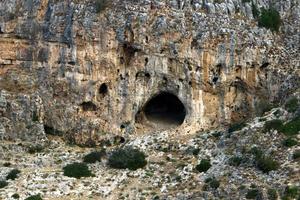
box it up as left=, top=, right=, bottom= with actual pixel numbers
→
left=267, top=188, right=278, bottom=200
left=258, top=8, right=281, bottom=32
left=28, top=144, right=44, bottom=154
left=264, top=119, right=283, bottom=132
left=255, top=100, right=273, bottom=116
left=282, top=186, right=299, bottom=199
left=108, top=147, right=147, bottom=170
left=293, top=150, right=300, bottom=160
left=25, top=194, right=42, bottom=200
left=63, top=163, right=93, bottom=179
left=282, top=137, right=298, bottom=147
left=285, top=97, right=299, bottom=112
left=95, top=0, right=109, bottom=13
left=11, top=193, right=20, bottom=199
left=196, top=159, right=211, bottom=173
left=228, top=156, right=243, bottom=166
left=246, top=188, right=260, bottom=199
left=252, top=2, right=260, bottom=19
left=12, top=193, right=20, bottom=199
left=256, top=155, right=279, bottom=173
left=280, top=116, right=300, bottom=136
left=83, top=150, right=105, bottom=163
left=0, top=180, right=8, bottom=188
left=6, top=169, right=21, bottom=180
left=228, top=122, right=246, bottom=133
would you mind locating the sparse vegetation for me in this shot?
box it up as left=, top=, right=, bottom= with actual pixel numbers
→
left=28, top=144, right=44, bottom=154
left=285, top=97, right=298, bottom=112
left=282, top=186, right=299, bottom=200
left=255, top=100, right=273, bottom=116
left=246, top=188, right=260, bottom=199
left=258, top=8, right=281, bottom=32
left=282, top=137, right=298, bottom=147
left=63, top=163, right=93, bottom=179
left=280, top=116, right=300, bottom=136
left=0, top=180, right=8, bottom=188
left=264, top=119, right=283, bottom=132
left=12, top=193, right=20, bottom=199
left=196, top=159, right=211, bottom=173
left=95, top=0, right=109, bottom=13
left=108, top=147, right=147, bottom=170
left=293, top=150, right=300, bottom=160
left=83, top=150, right=105, bottom=163
left=12, top=194, right=20, bottom=199
left=6, top=169, right=21, bottom=180
left=228, top=122, right=246, bottom=133
left=256, top=155, right=279, bottom=173
left=252, top=2, right=260, bottom=19
left=267, top=188, right=278, bottom=200
left=229, top=156, right=243, bottom=166
left=3, top=162, right=11, bottom=167
left=25, top=194, right=43, bottom=200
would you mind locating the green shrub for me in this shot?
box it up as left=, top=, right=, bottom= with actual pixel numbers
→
left=246, top=188, right=260, bottom=199
left=209, top=178, right=220, bottom=189
left=252, top=2, right=260, bottom=19
left=255, top=100, right=273, bottom=116
left=282, top=186, right=299, bottom=199
left=0, top=180, right=8, bottom=188
left=3, top=162, right=11, bottom=167
left=258, top=8, right=281, bottom=32
left=108, top=147, right=147, bottom=170
left=63, top=163, right=93, bottom=179
left=267, top=188, right=278, bottom=200
left=196, top=159, right=211, bottom=173
left=285, top=97, right=298, bottom=112
left=242, top=0, right=251, bottom=2
left=83, top=150, right=105, bottom=163
left=228, top=122, right=246, bottom=133
left=256, top=155, right=279, bottom=173
left=250, top=146, right=263, bottom=158
left=25, top=194, right=42, bottom=200
left=95, top=0, right=109, bottom=13
left=264, top=119, right=283, bottom=132
left=12, top=194, right=20, bottom=199
left=28, top=144, right=44, bottom=154
left=282, top=137, right=298, bottom=147
left=229, top=156, right=243, bottom=166
left=6, top=169, right=21, bottom=180
left=12, top=193, right=20, bottom=199
left=280, top=116, right=300, bottom=136
left=293, top=150, right=300, bottom=160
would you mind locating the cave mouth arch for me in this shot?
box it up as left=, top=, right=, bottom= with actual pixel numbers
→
left=143, top=92, right=186, bottom=126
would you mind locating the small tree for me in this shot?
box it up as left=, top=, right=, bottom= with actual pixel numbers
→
left=63, top=163, right=93, bottom=179
left=108, top=147, right=147, bottom=170
left=258, top=8, right=281, bottom=32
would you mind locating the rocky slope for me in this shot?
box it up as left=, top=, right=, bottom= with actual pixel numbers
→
left=0, top=0, right=299, bottom=199
left=0, top=104, right=299, bottom=199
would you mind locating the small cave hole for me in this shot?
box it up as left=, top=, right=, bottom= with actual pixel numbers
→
left=143, top=92, right=186, bottom=126
left=80, top=101, right=97, bottom=112
left=99, top=83, right=108, bottom=95
left=145, top=57, right=149, bottom=66
left=260, top=62, right=269, bottom=69
left=212, top=76, right=219, bottom=83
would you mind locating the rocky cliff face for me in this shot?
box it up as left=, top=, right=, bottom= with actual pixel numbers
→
left=0, top=0, right=299, bottom=145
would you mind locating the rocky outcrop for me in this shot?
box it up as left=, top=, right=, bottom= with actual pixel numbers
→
left=0, top=0, right=299, bottom=145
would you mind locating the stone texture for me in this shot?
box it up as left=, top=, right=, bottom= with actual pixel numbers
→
left=0, top=0, right=299, bottom=146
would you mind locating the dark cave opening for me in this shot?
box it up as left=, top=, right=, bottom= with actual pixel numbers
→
left=143, top=92, right=186, bottom=126
left=99, top=83, right=108, bottom=95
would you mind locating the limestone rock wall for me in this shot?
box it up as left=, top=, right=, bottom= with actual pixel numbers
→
left=0, top=0, right=299, bottom=145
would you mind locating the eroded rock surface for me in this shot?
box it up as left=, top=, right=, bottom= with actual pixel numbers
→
left=0, top=0, right=299, bottom=144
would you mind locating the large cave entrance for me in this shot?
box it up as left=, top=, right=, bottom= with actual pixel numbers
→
left=143, top=92, right=186, bottom=127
